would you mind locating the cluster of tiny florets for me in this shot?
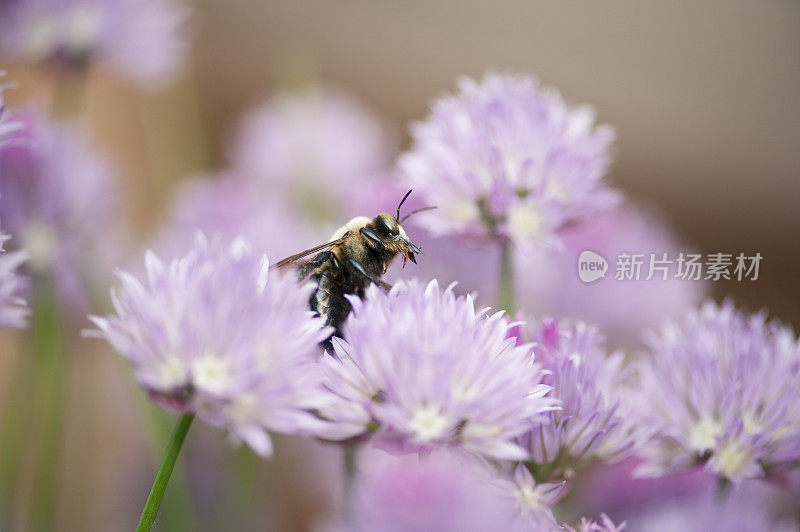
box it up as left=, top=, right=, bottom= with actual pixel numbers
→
left=634, top=300, right=800, bottom=483
left=398, top=72, right=619, bottom=246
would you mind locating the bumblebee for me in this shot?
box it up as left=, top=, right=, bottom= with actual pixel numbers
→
left=275, top=190, right=429, bottom=339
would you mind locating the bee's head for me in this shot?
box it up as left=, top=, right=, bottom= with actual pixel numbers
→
left=366, top=212, right=421, bottom=267
left=372, top=213, right=406, bottom=239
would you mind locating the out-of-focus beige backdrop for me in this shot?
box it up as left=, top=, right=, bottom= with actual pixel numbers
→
left=11, top=0, right=796, bottom=321
left=199, top=0, right=800, bottom=318
left=190, top=0, right=800, bottom=323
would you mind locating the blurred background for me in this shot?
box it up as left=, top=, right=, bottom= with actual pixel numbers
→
left=1, top=0, right=799, bottom=530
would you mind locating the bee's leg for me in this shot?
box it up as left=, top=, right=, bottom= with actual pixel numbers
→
left=348, top=259, right=392, bottom=292
left=311, top=251, right=332, bottom=265
left=359, top=227, right=382, bottom=243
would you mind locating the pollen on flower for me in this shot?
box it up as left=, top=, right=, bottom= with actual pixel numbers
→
left=742, top=412, right=765, bottom=435
left=507, top=204, right=544, bottom=241
left=193, top=353, right=234, bottom=395
left=462, top=423, right=503, bottom=438
left=228, top=393, right=259, bottom=424
left=687, top=415, right=722, bottom=451
left=154, top=355, right=186, bottom=389
left=513, top=484, right=547, bottom=514
left=409, top=403, right=448, bottom=442
left=446, top=199, right=481, bottom=227
left=712, top=441, right=755, bottom=479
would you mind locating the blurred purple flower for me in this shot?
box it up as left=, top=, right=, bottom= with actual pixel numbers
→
left=516, top=319, right=642, bottom=482
left=493, top=464, right=566, bottom=528
left=384, top=230, right=499, bottom=307
left=623, top=484, right=797, bottom=532
left=318, top=279, right=557, bottom=460
left=230, top=86, right=399, bottom=223
left=634, top=301, right=800, bottom=483
left=0, top=0, right=188, bottom=89
left=397, top=72, right=619, bottom=245
left=516, top=204, right=707, bottom=346
left=0, top=72, right=22, bottom=146
left=0, top=228, right=28, bottom=328
left=154, top=172, right=328, bottom=263
left=0, top=111, right=121, bottom=315
left=88, top=235, right=334, bottom=456
left=573, top=457, right=715, bottom=519
left=564, top=514, right=626, bottom=532
left=321, top=449, right=533, bottom=532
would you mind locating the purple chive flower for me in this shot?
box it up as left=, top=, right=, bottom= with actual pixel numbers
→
left=564, top=515, right=626, bottom=532
left=397, top=72, right=619, bottom=245
left=321, top=449, right=532, bottom=532
left=88, top=235, right=333, bottom=456
left=573, top=457, right=715, bottom=519
left=0, top=0, right=188, bottom=89
left=634, top=300, right=800, bottom=483
left=516, top=319, right=642, bottom=482
left=0, top=72, right=22, bottom=146
left=0, top=111, right=121, bottom=314
left=623, top=485, right=797, bottom=532
left=493, top=464, right=566, bottom=528
left=0, top=228, right=29, bottom=328
left=154, top=172, right=328, bottom=263
left=230, top=86, right=399, bottom=223
left=384, top=230, right=499, bottom=307
left=318, top=279, right=557, bottom=460
left=516, top=204, right=708, bottom=346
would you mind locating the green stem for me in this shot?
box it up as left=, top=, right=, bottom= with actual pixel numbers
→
left=30, top=289, right=65, bottom=532
left=50, top=68, right=86, bottom=119
left=10, top=281, right=65, bottom=532
left=498, top=239, right=515, bottom=314
left=137, top=414, right=194, bottom=532
left=715, top=477, right=732, bottom=501
left=343, top=445, right=358, bottom=517
left=143, top=404, right=197, bottom=531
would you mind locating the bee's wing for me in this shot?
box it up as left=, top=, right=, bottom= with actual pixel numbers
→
left=271, top=237, right=347, bottom=269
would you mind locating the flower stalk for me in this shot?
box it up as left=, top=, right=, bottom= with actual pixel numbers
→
left=137, top=414, right=194, bottom=532
left=498, top=239, right=514, bottom=314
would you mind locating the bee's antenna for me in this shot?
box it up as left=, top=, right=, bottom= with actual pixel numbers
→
left=400, top=206, right=437, bottom=224
left=396, top=189, right=413, bottom=221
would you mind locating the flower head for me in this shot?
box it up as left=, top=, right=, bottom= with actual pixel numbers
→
left=154, top=172, right=326, bottom=263
left=0, top=228, right=28, bottom=328
left=0, top=111, right=121, bottom=314
left=565, top=515, right=626, bottom=532
left=634, top=300, right=800, bottom=482
left=318, top=279, right=557, bottom=460
left=624, top=484, right=796, bottom=532
left=398, top=72, right=619, bottom=245
left=494, top=464, right=566, bottom=528
left=322, top=450, right=531, bottom=532
left=88, top=234, right=333, bottom=456
left=0, top=0, right=188, bottom=88
left=230, top=86, right=398, bottom=224
left=515, top=319, right=641, bottom=482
